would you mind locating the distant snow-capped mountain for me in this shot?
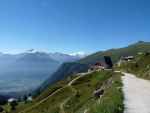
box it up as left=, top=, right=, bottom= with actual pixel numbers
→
left=0, top=50, right=85, bottom=96
left=69, top=52, right=87, bottom=58
left=24, top=49, right=86, bottom=63
left=49, top=52, right=83, bottom=63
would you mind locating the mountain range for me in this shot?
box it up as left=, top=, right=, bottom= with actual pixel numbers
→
left=0, top=51, right=85, bottom=97
left=0, top=41, right=150, bottom=97
left=40, top=41, right=150, bottom=92
left=1, top=41, right=149, bottom=113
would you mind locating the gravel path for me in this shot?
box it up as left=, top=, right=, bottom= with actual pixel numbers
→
left=122, top=72, right=150, bottom=113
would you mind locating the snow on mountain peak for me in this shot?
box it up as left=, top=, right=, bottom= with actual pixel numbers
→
left=69, top=52, right=87, bottom=58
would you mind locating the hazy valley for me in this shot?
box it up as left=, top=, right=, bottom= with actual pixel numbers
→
left=0, top=51, right=84, bottom=97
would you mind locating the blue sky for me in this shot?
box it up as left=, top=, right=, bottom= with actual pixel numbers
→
left=0, top=0, right=150, bottom=54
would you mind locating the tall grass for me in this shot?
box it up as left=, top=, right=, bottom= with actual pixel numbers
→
left=89, top=73, right=124, bottom=113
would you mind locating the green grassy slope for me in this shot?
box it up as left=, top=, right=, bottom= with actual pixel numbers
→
left=78, top=41, right=150, bottom=64
left=41, top=41, right=150, bottom=91
left=118, top=52, right=150, bottom=79
left=10, top=71, right=123, bottom=113
left=40, top=62, right=89, bottom=91
left=22, top=86, right=74, bottom=113
left=34, top=41, right=150, bottom=106
left=89, top=72, right=124, bottom=113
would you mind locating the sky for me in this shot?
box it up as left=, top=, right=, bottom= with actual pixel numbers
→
left=0, top=0, right=150, bottom=54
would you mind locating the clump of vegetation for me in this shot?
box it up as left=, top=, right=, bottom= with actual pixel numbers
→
left=89, top=72, right=124, bottom=113
left=119, top=52, right=150, bottom=79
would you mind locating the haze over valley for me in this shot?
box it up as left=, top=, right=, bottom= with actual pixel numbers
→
left=0, top=51, right=85, bottom=97
left=0, top=0, right=150, bottom=113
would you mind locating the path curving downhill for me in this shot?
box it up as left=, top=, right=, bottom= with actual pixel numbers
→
left=122, top=72, right=150, bottom=113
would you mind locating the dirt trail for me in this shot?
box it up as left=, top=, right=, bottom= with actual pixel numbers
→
left=21, top=71, right=91, bottom=113
left=122, top=72, right=150, bottom=113
left=68, top=71, right=92, bottom=86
